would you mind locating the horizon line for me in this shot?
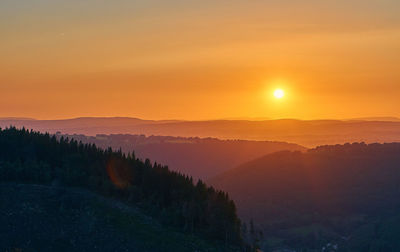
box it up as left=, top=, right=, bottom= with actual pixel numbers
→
left=1, top=116, right=400, bottom=122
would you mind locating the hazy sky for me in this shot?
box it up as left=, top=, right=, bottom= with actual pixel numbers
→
left=1, top=0, right=400, bottom=120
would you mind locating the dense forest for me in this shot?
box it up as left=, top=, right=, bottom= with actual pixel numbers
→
left=211, top=143, right=400, bottom=251
left=0, top=127, right=243, bottom=248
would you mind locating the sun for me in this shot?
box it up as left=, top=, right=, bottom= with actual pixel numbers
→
left=274, top=89, right=285, bottom=99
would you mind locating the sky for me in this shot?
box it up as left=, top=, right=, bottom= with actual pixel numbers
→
left=1, top=0, right=400, bottom=120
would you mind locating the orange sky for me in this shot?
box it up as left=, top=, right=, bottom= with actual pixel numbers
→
left=1, top=0, right=400, bottom=120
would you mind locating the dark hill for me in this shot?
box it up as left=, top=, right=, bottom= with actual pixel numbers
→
left=0, top=127, right=243, bottom=250
left=210, top=143, right=400, bottom=251
left=0, top=183, right=235, bottom=252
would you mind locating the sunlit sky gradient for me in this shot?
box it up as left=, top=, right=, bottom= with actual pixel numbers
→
left=1, top=0, right=400, bottom=120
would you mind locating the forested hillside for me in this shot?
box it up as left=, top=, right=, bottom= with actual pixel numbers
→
left=0, top=127, right=243, bottom=249
left=58, top=133, right=306, bottom=179
left=211, top=143, right=400, bottom=251
left=0, top=183, right=239, bottom=252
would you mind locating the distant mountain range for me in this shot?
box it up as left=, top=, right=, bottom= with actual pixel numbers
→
left=2, top=117, right=400, bottom=147
left=347, top=116, right=400, bottom=122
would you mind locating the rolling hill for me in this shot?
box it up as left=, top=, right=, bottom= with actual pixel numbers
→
left=59, top=133, right=306, bottom=179
left=210, top=143, right=400, bottom=251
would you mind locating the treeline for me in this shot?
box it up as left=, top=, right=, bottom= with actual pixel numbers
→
left=56, top=133, right=305, bottom=180
left=0, top=127, right=242, bottom=246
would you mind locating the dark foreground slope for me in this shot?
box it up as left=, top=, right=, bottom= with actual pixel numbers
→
left=0, top=183, right=234, bottom=252
left=61, top=133, right=306, bottom=179
left=0, top=127, right=243, bottom=251
left=211, top=143, right=400, bottom=251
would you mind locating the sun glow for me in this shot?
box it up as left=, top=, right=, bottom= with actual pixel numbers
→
left=274, top=89, right=285, bottom=99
